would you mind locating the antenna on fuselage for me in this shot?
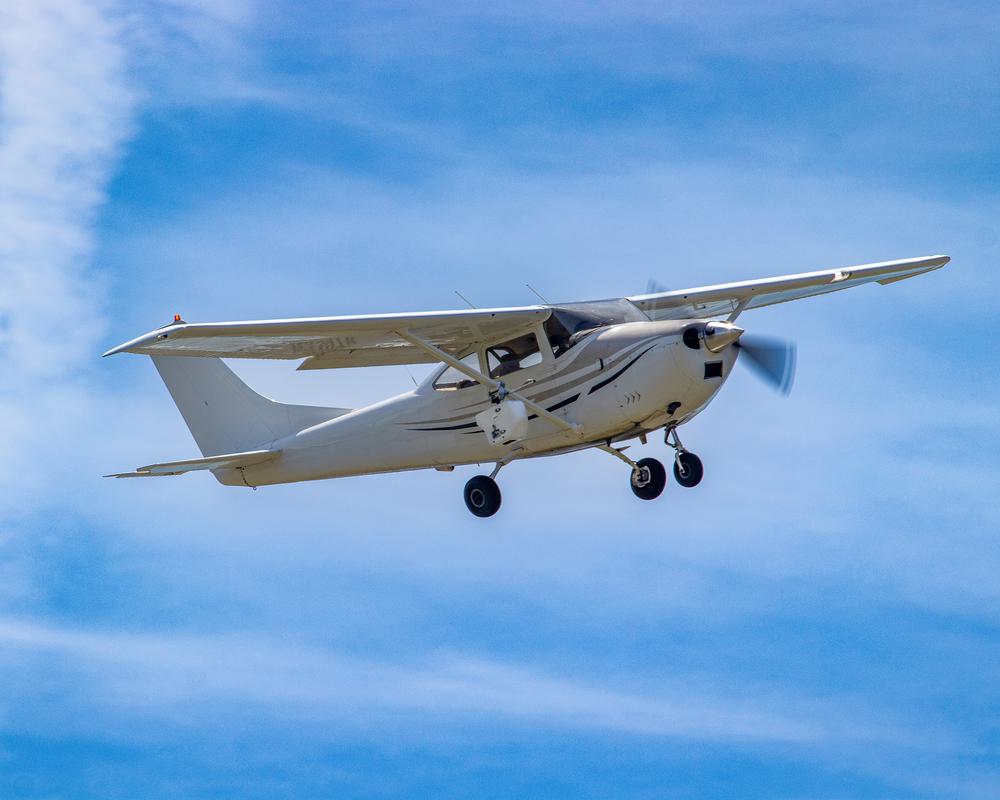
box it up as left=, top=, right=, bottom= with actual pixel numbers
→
left=454, top=290, right=477, bottom=309
left=525, top=283, right=550, bottom=304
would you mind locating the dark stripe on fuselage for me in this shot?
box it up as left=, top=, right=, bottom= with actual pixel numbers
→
left=408, top=420, right=479, bottom=431
left=587, top=345, right=656, bottom=394
left=413, top=392, right=583, bottom=433
left=526, top=393, right=580, bottom=420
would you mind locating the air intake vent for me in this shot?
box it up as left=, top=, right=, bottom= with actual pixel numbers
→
left=704, top=361, right=723, bottom=379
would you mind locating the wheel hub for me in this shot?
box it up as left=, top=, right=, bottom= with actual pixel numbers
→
left=632, top=467, right=651, bottom=488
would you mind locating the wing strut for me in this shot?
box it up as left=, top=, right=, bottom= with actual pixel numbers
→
left=726, top=298, right=750, bottom=323
left=394, top=329, right=581, bottom=435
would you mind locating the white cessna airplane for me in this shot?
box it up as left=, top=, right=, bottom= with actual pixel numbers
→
left=106, top=255, right=948, bottom=516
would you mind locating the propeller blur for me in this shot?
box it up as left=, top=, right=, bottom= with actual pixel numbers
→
left=734, top=335, right=797, bottom=396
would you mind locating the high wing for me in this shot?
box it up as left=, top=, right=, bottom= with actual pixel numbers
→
left=627, top=255, right=949, bottom=321
left=104, top=306, right=549, bottom=369
left=104, top=255, right=947, bottom=368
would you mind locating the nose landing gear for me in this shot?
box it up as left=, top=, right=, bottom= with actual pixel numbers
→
left=665, top=424, right=703, bottom=488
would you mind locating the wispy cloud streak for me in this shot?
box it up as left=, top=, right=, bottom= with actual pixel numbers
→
left=0, top=615, right=868, bottom=745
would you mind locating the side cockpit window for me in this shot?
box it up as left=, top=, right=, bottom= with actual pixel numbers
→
left=486, top=333, right=542, bottom=379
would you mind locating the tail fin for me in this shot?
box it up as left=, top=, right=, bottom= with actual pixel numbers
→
left=151, top=356, right=350, bottom=456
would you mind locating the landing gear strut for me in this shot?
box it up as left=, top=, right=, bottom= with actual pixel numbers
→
left=665, top=424, right=703, bottom=488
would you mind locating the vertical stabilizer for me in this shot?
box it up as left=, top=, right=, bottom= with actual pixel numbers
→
left=151, top=356, right=350, bottom=456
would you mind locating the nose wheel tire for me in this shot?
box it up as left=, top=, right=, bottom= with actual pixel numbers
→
left=630, top=457, right=666, bottom=500
left=673, top=451, right=703, bottom=488
left=464, top=475, right=502, bottom=517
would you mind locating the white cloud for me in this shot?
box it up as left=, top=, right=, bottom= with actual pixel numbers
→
left=0, top=0, right=132, bottom=377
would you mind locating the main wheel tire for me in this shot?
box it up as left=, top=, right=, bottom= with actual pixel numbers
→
left=673, top=451, right=703, bottom=488
left=464, top=475, right=502, bottom=517
left=630, top=457, right=667, bottom=500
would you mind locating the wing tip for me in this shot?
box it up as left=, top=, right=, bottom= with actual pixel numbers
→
left=919, top=254, right=950, bottom=268
left=102, top=328, right=164, bottom=357
left=876, top=254, right=951, bottom=285
left=102, top=338, right=140, bottom=358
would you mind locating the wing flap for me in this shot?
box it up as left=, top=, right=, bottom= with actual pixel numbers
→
left=629, top=255, right=949, bottom=321
left=105, top=449, right=279, bottom=478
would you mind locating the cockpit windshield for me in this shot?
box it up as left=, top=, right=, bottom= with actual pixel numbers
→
left=543, top=299, right=647, bottom=357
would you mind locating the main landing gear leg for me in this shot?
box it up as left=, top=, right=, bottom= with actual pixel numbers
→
left=464, top=456, right=517, bottom=518
left=664, top=423, right=703, bottom=488
left=599, top=445, right=666, bottom=501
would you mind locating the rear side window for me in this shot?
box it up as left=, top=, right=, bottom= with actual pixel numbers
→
left=433, top=352, right=480, bottom=390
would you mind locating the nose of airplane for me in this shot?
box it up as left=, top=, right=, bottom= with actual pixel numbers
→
left=704, top=321, right=744, bottom=352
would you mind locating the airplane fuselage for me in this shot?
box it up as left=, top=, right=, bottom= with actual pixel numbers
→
left=217, top=320, right=737, bottom=487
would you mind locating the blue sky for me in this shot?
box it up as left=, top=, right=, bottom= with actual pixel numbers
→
left=1, top=1, right=998, bottom=797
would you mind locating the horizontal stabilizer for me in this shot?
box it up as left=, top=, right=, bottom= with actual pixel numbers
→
left=105, top=449, right=279, bottom=478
